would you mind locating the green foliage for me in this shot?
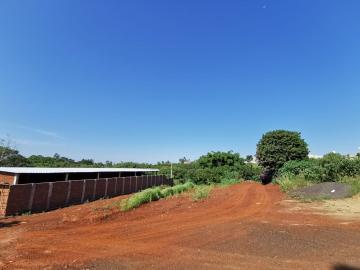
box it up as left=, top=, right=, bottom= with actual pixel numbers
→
left=160, top=187, right=174, bottom=197
left=0, top=140, right=29, bottom=167
left=190, top=167, right=226, bottom=184
left=191, top=185, right=213, bottom=201
left=340, top=176, right=360, bottom=196
left=120, top=182, right=195, bottom=211
left=275, top=175, right=312, bottom=193
left=0, top=137, right=261, bottom=186
left=239, top=163, right=262, bottom=181
left=155, top=151, right=262, bottom=185
left=279, top=159, right=324, bottom=182
left=198, top=151, right=244, bottom=168
left=256, top=130, right=309, bottom=174
left=217, top=177, right=242, bottom=187
left=279, top=154, right=360, bottom=183
left=276, top=154, right=360, bottom=196
left=171, top=181, right=195, bottom=195
left=120, top=187, right=162, bottom=211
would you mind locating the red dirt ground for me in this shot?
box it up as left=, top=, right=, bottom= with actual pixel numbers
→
left=1, top=182, right=360, bottom=270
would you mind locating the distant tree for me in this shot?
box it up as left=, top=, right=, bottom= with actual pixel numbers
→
left=245, top=155, right=253, bottom=163
left=256, top=130, right=309, bottom=181
left=0, top=139, right=29, bottom=167
left=179, top=157, right=190, bottom=164
left=198, top=151, right=244, bottom=168
left=157, top=161, right=171, bottom=165
left=105, top=160, right=113, bottom=167
left=79, top=159, right=95, bottom=166
left=27, top=154, right=76, bottom=167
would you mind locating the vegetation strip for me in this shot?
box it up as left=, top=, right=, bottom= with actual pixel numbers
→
left=120, top=182, right=195, bottom=211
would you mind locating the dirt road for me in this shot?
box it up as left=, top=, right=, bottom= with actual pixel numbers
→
left=1, top=182, right=360, bottom=270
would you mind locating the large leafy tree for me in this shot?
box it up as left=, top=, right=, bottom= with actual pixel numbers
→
left=256, top=130, right=309, bottom=175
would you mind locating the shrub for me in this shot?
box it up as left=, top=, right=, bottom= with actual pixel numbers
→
left=239, top=163, right=262, bottom=181
left=160, top=187, right=174, bottom=197
left=303, top=165, right=325, bottom=182
left=278, top=154, right=360, bottom=189
left=275, top=175, right=311, bottom=193
left=190, top=167, right=226, bottom=185
left=256, top=130, right=309, bottom=176
left=279, top=160, right=316, bottom=176
left=172, top=181, right=195, bottom=194
left=192, top=185, right=213, bottom=201
left=340, top=176, right=360, bottom=196
left=279, top=159, right=325, bottom=182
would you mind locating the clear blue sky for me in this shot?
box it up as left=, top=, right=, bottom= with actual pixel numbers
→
left=1, top=0, right=360, bottom=163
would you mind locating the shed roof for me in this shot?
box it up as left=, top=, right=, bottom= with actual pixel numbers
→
left=0, top=167, right=159, bottom=174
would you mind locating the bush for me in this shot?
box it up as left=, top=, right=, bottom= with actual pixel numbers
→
left=160, top=187, right=174, bottom=197
left=239, top=164, right=262, bottom=181
left=156, top=151, right=262, bottom=185
left=340, top=176, right=360, bottom=196
left=172, top=181, right=195, bottom=194
left=275, top=175, right=312, bottom=192
left=278, top=154, right=360, bottom=185
left=256, top=130, right=309, bottom=175
left=192, top=185, right=213, bottom=201
left=190, top=167, right=225, bottom=184
left=279, top=159, right=325, bottom=182
left=279, top=160, right=315, bottom=176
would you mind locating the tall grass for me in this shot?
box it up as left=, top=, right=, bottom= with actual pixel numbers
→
left=274, top=175, right=312, bottom=193
left=120, top=182, right=195, bottom=211
left=191, top=185, right=213, bottom=201
left=217, top=178, right=242, bottom=187
left=340, top=176, right=360, bottom=196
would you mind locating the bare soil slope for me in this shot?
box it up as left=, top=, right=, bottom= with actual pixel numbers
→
left=1, top=182, right=360, bottom=270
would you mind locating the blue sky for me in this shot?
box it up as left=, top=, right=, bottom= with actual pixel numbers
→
left=0, top=0, right=360, bottom=163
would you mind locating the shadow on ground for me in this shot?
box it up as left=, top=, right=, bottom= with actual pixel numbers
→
left=0, top=220, right=20, bottom=228
left=333, top=264, right=360, bottom=270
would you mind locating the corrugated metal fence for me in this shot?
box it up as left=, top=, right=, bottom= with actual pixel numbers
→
left=0, top=175, right=172, bottom=216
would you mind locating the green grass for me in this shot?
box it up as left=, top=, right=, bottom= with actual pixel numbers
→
left=217, top=178, right=242, bottom=188
left=339, top=176, right=360, bottom=196
left=120, top=182, right=195, bottom=211
left=191, top=185, right=213, bottom=201
left=274, top=175, right=312, bottom=193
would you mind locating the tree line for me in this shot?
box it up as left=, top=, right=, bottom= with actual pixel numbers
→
left=2, top=131, right=359, bottom=185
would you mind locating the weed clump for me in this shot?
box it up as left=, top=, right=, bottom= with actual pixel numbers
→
left=274, top=175, right=311, bottom=193
left=192, top=185, right=213, bottom=201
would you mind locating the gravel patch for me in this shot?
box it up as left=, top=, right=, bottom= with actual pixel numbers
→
left=291, top=182, right=352, bottom=200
